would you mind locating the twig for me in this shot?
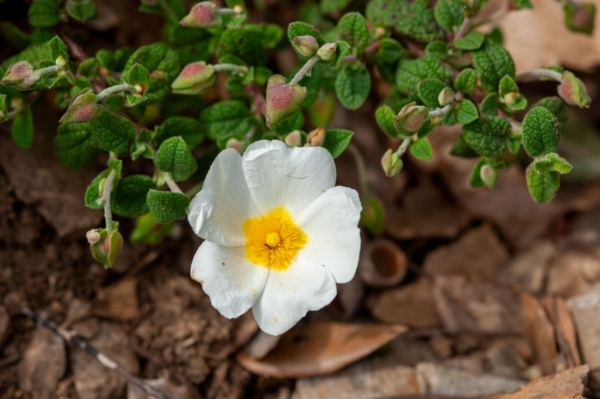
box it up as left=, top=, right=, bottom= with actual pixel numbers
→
left=515, top=68, right=563, bottom=82
left=395, top=138, right=411, bottom=157
left=429, top=104, right=453, bottom=118
left=161, top=171, right=184, bottom=195
left=101, top=170, right=116, bottom=231
left=289, top=55, right=320, bottom=85
left=454, top=16, right=473, bottom=41
left=96, top=83, right=139, bottom=101
left=342, top=40, right=380, bottom=63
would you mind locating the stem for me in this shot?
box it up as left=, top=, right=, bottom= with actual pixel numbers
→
left=185, top=182, right=203, bottom=198
left=454, top=16, right=472, bottom=41
left=161, top=171, right=184, bottom=195
left=159, top=0, right=179, bottom=25
left=394, top=138, right=411, bottom=157
left=101, top=170, right=116, bottom=231
left=346, top=143, right=370, bottom=197
left=66, top=71, right=77, bottom=85
left=429, top=104, right=453, bottom=118
left=36, top=65, right=65, bottom=77
left=289, top=55, right=320, bottom=85
left=213, top=63, right=248, bottom=75
left=96, top=83, right=139, bottom=101
left=5, top=108, right=20, bottom=121
left=515, top=69, right=563, bottom=82
left=342, top=40, right=380, bottom=63
left=215, top=8, right=240, bottom=16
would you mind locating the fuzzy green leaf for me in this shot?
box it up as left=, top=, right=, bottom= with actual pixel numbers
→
left=417, top=79, right=447, bottom=109
left=335, top=61, right=371, bottom=110
left=366, top=0, right=443, bottom=42
left=288, top=21, right=326, bottom=46
left=454, top=99, right=479, bottom=124
left=322, top=129, right=353, bottom=158
left=470, top=158, right=486, bottom=188
left=472, top=39, right=516, bottom=92
left=155, top=137, right=197, bottom=181
left=425, top=41, right=447, bottom=60
left=454, top=68, right=477, bottom=94
left=28, top=0, right=61, bottom=27
left=462, top=116, right=511, bottom=157
left=410, top=137, right=433, bottom=160
left=199, top=100, right=250, bottom=141
left=480, top=93, right=499, bottom=116
left=454, top=32, right=485, bottom=50
left=434, top=0, right=465, bottom=31
left=84, top=169, right=110, bottom=209
left=522, top=106, right=561, bottom=157
left=320, top=0, right=351, bottom=13
left=375, top=105, right=399, bottom=138
left=48, top=36, right=68, bottom=64
left=220, top=25, right=268, bottom=66
left=533, top=97, right=568, bottom=131
left=11, top=108, right=33, bottom=149
left=450, top=134, right=479, bottom=158
left=526, top=161, right=560, bottom=203
left=77, top=58, right=100, bottom=79
left=147, top=189, right=190, bottom=223
left=396, top=56, right=453, bottom=94
left=89, top=111, right=135, bottom=155
left=55, top=123, right=102, bottom=169
left=377, top=38, right=404, bottom=64
left=112, top=175, right=156, bottom=217
left=270, top=110, right=304, bottom=134
left=65, top=0, right=97, bottom=22
left=338, top=12, right=369, bottom=51
left=154, top=117, right=203, bottom=149
left=332, top=41, right=351, bottom=68
left=130, top=212, right=173, bottom=243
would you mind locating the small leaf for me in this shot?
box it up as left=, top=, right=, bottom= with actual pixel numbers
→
left=462, top=116, right=511, bottom=157
left=470, top=158, right=486, bottom=188
left=396, top=56, right=453, bottom=94
left=526, top=161, right=560, bottom=203
left=89, top=111, right=135, bottom=155
left=450, top=135, right=479, bottom=158
left=28, top=0, right=61, bottom=27
left=417, top=78, right=447, bottom=108
left=126, top=63, right=150, bottom=100
left=147, top=190, right=190, bottom=223
left=454, top=32, right=485, bottom=50
left=0, top=94, right=7, bottom=123
left=366, top=0, right=443, bottom=42
left=112, top=175, right=157, bottom=218
left=11, top=108, right=33, bottom=148
left=375, top=105, right=399, bottom=138
left=332, top=41, right=351, bottom=68
left=107, top=158, right=122, bottom=178
left=425, top=41, right=447, bottom=60
left=65, top=0, right=97, bottom=22
left=337, top=12, right=369, bottom=51
left=480, top=93, right=499, bottom=116
left=454, top=68, right=477, bottom=94
left=322, top=129, right=353, bottom=158
left=130, top=212, right=174, bottom=243
left=199, top=100, right=250, bottom=140
left=434, top=0, right=464, bottom=31
left=533, top=97, right=568, bottom=131
left=154, top=137, right=198, bottom=181
left=55, top=123, right=102, bottom=169
left=522, top=106, right=561, bottom=157
left=454, top=99, right=478, bottom=124
left=335, top=61, right=371, bottom=110
left=85, top=169, right=110, bottom=209
left=77, top=58, right=100, bottom=79
left=48, top=36, right=68, bottom=64
left=410, top=137, right=433, bottom=160
left=472, top=39, right=516, bottom=92
left=288, top=22, right=326, bottom=47
left=154, top=117, right=203, bottom=149
left=376, top=38, right=403, bottom=64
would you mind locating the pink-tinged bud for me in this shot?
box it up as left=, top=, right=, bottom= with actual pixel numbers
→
left=306, top=126, right=326, bottom=147
left=181, top=2, right=222, bottom=29
left=317, top=43, right=337, bottom=62
left=59, top=88, right=104, bottom=124
left=480, top=165, right=498, bottom=188
left=393, top=102, right=429, bottom=137
left=558, top=71, right=591, bottom=108
left=503, top=92, right=520, bottom=106
left=381, top=149, right=403, bottom=177
left=438, top=87, right=455, bottom=106
left=564, top=3, right=595, bottom=35
left=284, top=130, right=302, bottom=147
left=1, top=61, right=40, bottom=91
left=171, top=62, right=215, bottom=95
left=265, top=75, right=307, bottom=128
left=89, top=225, right=123, bottom=269
left=292, top=36, right=319, bottom=58
left=226, top=138, right=243, bottom=154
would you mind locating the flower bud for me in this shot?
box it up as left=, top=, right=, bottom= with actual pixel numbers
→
left=233, top=5, right=243, bottom=13
left=1, top=61, right=40, bottom=91
left=265, top=74, right=307, bottom=128
left=317, top=43, right=337, bottom=62
left=59, top=88, right=104, bottom=124
left=558, top=71, right=591, bottom=108
left=393, top=102, right=429, bottom=136
left=171, top=62, right=215, bottom=95
left=56, top=56, right=67, bottom=67
left=480, top=164, right=498, bottom=188
left=306, top=127, right=326, bottom=147
left=438, top=87, right=455, bottom=106
left=503, top=92, right=520, bottom=106
left=89, top=225, right=123, bottom=269
left=292, top=36, right=319, bottom=58
left=284, top=130, right=302, bottom=147
left=181, top=1, right=222, bottom=29
left=381, top=149, right=403, bottom=177
left=226, top=138, right=243, bottom=154
left=564, top=4, right=595, bottom=35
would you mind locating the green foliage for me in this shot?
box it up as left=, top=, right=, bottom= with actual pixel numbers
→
left=335, top=61, right=371, bottom=110
left=28, top=0, right=61, bottom=27
left=450, top=135, right=479, bottom=158
left=130, top=212, right=174, bottom=243
left=65, top=0, right=97, bottom=22
left=454, top=99, right=479, bottom=124
left=522, top=106, right=561, bottom=157
left=89, top=111, right=135, bottom=155
left=322, top=129, right=353, bottom=158
left=526, top=153, right=573, bottom=203
left=112, top=175, right=157, bottom=217
left=55, top=123, right=102, bottom=169
left=410, top=137, right=432, bottom=160
left=199, top=100, right=250, bottom=141
left=220, top=25, right=269, bottom=66
left=367, top=0, right=443, bottom=42
left=418, top=79, right=447, bottom=109
left=454, top=32, right=485, bottom=50
left=454, top=68, right=477, bottom=94
left=288, top=22, right=326, bottom=46
left=462, top=116, right=512, bottom=157
left=147, top=190, right=190, bottom=223
left=533, top=97, right=568, bottom=131
left=480, top=94, right=499, bottom=116
left=154, top=137, right=198, bottom=181
left=472, top=39, right=516, bottom=92
left=396, top=56, right=453, bottom=94
left=338, top=13, right=369, bottom=51
left=375, top=105, right=399, bottom=138
left=153, top=117, right=203, bottom=149
left=11, top=108, right=34, bottom=148
left=434, top=0, right=465, bottom=32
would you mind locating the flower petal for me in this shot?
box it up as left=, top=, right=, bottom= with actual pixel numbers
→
left=191, top=241, right=269, bottom=319
left=242, top=140, right=336, bottom=219
left=296, top=186, right=362, bottom=284
left=252, top=256, right=337, bottom=335
left=188, top=148, right=260, bottom=246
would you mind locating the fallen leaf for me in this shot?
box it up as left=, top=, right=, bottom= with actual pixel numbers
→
left=93, top=278, right=139, bottom=321
left=18, top=327, right=66, bottom=399
left=497, top=240, right=556, bottom=294
left=546, top=244, right=600, bottom=298
left=236, top=322, right=407, bottom=378
left=520, top=293, right=559, bottom=376
left=127, top=377, right=196, bottom=399
left=554, top=298, right=582, bottom=367
left=0, top=305, right=10, bottom=348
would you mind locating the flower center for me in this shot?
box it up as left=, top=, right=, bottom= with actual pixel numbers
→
left=243, top=207, right=307, bottom=271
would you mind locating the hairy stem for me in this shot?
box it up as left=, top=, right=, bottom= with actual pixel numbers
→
left=395, top=138, right=412, bottom=157
left=342, top=40, right=380, bottom=63
left=454, top=16, right=473, bottom=41
left=429, top=104, right=453, bottom=118
left=289, top=55, right=320, bottom=85
left=515, top=68, right=563, bottom=82
left=101, top=170, right=117, bottom=231
left=96, top=83, right=139, bottom=101
left=215, top=7, right=241, bottom=16
left=162, top=171, right=184, bottom=195
left=36, top=65, right=65, bottom=77
left=214, top=63, right=248, bottom=75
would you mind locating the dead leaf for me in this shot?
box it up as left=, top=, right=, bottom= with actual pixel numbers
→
left=0, top=304, right=10, bottom=348
left=520, top=293, right=559, bottom=376
left=359, top=239, right=407, bottom=288
left=424, top=224, right=509, bottom=281
left=93, top=278, right=139, bottom=321
left=18, top=327, right=66, bottom=399
left=497, top=240, right=556, bottom=294
left=546, top=245, right=600, bottom=298
left=370, top=278, right=442, bottom=328
left=127, top=377, right=196, bottom=399
left=554, top=298, right=582, bottom=367
left=236, top=322, right=407, bottom=378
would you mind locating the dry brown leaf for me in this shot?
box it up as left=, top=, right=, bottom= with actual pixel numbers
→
left=236, top=322, right=407, bottom=378
left=554, top=298, right=582, bottom=367
left=0, top=304, right=10, bottom=348
left=497, top=241, right=556, bottom=294
left=18, top=327, right=66, bottom=399
left=546, top=245, right=600, bottom=298
left=520, top=293, right=559, bottom=376
left=359, top=239, right=407, bottom=288
left=127, top=377, right=197, bottom=399
left=93, top=278, right=139, bottom=321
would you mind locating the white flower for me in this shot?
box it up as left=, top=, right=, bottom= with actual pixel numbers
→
left=188, top=140, right=362, bottom=335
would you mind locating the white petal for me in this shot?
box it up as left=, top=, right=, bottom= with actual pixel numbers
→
left=296, top=186, right=362, bottom=284
left=188, top=148, right=260, bottom=246
left=191, top=241, right=269, bottom=319
left=252, top=256, right=337, bottom=335
left=242, top=140, right=336, bottom=219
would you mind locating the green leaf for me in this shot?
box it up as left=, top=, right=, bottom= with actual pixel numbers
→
left=85, top=169, right=110, bottom=209
left=526, top=160, right=560, bottom=203
left=417, top=79, right=447, bottom=109
left=65, top=0, right=97, bottom=22
left=338, top=12, right=369, bottom=51
left=287, top=22, right=326, bottom=47
left=320, top=0, right=351, bottom=13
left=470, top=158, right=486, bottom=188
left=112, top=175, right=156, bottom=217
left=121, top=43, right=180, bottom=103
left=55, top=123, right=102, bottom=169
left=264, top=23, right=284, bottom=49
left=77, top=58, right=100, bottom=79
left=0, top=94, right=7, bottom=122
left=396, top=56, right=453, bottom=94
left=154, top=116, right=203, bottom=149
left=147, top=190, right=190, bottom=223
left=425, top=41, right=447, bottom=60
left=307, top=95, right=335, bottom=128
left=104, top=95, right=123, bottom=112
left=28, top=0, right=61, bottom=27
left=335, top=61, right=371, bottom=110
left=48, top=36, right=68, bottom=64
left=155, top=137, right=198, bottom=181
left=332, top=41, right=351, bottom=68
left=96, top=49, right=115, bottom=70
left=270, top=110, right=304, bottom=134
left=377, top=38, right=404, bottom=64
left=462, top=116, right=512, bottom=157
left=11, top=108, right=34, bottom=148
left=454, top=32, right=485, bottom=50
left=410, top=137, right=433, bottom=160
left=220, top=25, right=268, bottom=66
left=89, top=111, right=135, bottom=154
left=434, top=0, right=465, bottom=31
left=454, top=68, right=477, bottom=94
left=125, top=63, right=150, bottom=105
left=454, top=99, right=479, bottom=124
left=533, top=97, right=568, bottom=131
left=375, top=105, right=399, bottom=138
left=480, top=93, right=499, bottom=116
left=498, top=75, right=527, bottom=110
left=472, top=39, right=516, bottom=92
left=130, top=212, right=174, bottom=243
left=199, top=100, right=250, bottom=141
left=1, top=43, right=51, bottom=69
left=322, top=129, right=353, bottom=158
left=522, top=106, right=560, bottom=157
left=488, top=27, right=504, bottom=45
left=366, top=0, right=443, bottom=42
left=450, top=134, right=479, bottom=158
